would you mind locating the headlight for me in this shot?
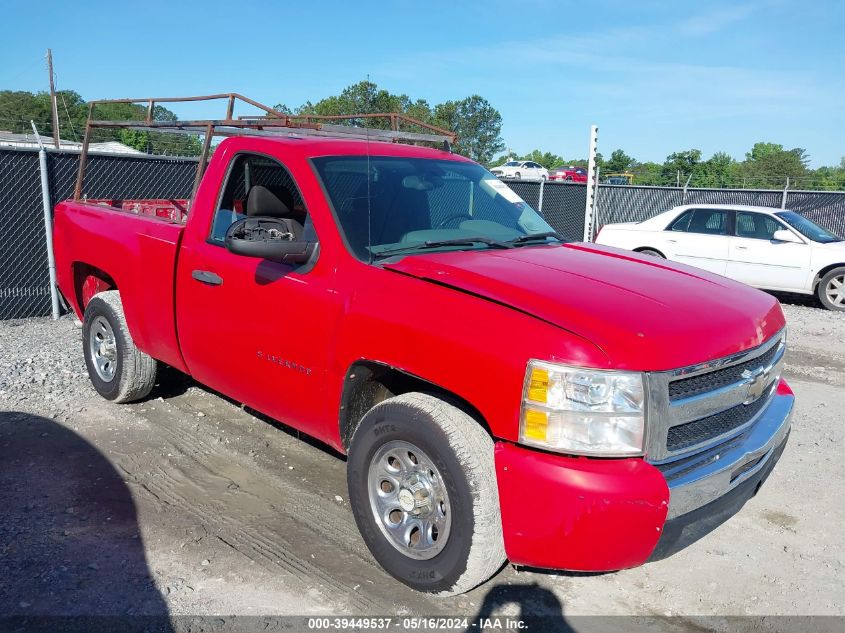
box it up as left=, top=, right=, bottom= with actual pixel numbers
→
left=520, top=360, right=646, bottom=456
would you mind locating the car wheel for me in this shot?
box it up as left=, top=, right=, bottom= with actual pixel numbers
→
left=638, top=248, right=665, bottom=259
left=817, top=267, right=845, bottom=311
left=565, top=176, right=573, bottom=181
left=514, top=172, right=521, bottom=179
left=347, top=392, right=506, bottom=595
left=541, top=174, right=547, bottom=181
left=82, top=290, right=158, bottom=402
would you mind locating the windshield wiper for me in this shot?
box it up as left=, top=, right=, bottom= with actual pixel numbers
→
left=506, top=231, right=566, bottom=246
left=375, top=236, right=514, bottom=258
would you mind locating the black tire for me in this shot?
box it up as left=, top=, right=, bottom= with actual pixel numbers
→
left=637, top=248, right=665, bottom=258
left=817, top=266, right=845, bottom=311
left=347, top=392, right=505, bottom=595
left=82, top=290, right=158, bottom=403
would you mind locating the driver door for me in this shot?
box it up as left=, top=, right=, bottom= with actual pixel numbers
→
left=175, top=151, right=340, bottom=436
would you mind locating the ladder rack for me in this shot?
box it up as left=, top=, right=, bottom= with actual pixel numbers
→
left=73, top=93, right=457, bottom=200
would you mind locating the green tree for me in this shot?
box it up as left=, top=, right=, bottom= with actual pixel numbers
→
left=0, top=89, right=201, bottom=155
left=662, top=149, right=702, bottom=185
left=630, top=161, right=663, bottom=185
left=740, top=141, right=809, bottom=187
left=692, top=151, right=737, bottom=187
left=604, top=149, right=634, bottom=173
left=276, top=81, right=504, bottom=163
left=433, top=95, right=504, bottom=164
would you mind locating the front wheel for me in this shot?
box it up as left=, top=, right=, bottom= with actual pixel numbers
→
left=347, top=393, right=506, bottom=595
left=818, top=267, right=845, bottom=311
left=514, top=172, right=521, bottom=180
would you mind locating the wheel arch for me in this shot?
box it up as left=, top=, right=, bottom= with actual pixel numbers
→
left=813, top=262, right=845, bottom=290
left=633, top=246, right=666, bottom=258
left=73, top=262, right=118, bottom=314
left=338, top=360, right=491, bottom=451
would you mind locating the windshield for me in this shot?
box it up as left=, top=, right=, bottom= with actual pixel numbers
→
left=775, top=211, right=842, bottom=243
left=312, top=156, right=557, bottom=260
left=504, top=161, right=520, bottom=167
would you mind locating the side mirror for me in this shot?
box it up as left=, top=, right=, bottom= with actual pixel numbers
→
left=772, top=229, right=802, bottom=244
left=224, top=217, right=315, bottom=264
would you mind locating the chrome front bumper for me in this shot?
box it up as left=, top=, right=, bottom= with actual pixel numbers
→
left=656, top=389, right=794, bottom=519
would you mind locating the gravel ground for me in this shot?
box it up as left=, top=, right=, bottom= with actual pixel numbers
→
left=0, top=299, right=843, bottom=627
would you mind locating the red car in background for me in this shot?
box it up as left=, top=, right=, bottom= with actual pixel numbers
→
left=549, top=165, right=588, bottom=182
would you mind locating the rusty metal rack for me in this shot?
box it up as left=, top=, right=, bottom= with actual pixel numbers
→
left=73, top=93, right=457, bottom=200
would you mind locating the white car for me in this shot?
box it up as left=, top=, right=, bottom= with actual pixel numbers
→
left=595, top=204, right=845, bottom=311
left=490, top=161, right=549, bottom=181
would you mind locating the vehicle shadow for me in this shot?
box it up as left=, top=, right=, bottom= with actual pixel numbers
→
left=465, top=582, right=573, bottom=632
left=0, top=411, right=171, bottom=630
left=766, top=290, right=822, bottom=308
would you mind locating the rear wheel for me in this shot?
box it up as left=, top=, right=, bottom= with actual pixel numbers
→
left=347, top=393, right=505, bottom=595
left=818, top=267, right=845, bottom=311
left=82, top=291, right=158, bottom=403
left=637, top=248, right=665, bottom=258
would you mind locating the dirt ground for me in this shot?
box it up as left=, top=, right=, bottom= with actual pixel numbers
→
left=0, top=298, right=843, bottom=628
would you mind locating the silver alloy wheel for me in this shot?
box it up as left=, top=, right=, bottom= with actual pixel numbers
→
left=88, top=315, right=117, bottom=382
left=367, top=440, right=452, bottom=560
left=825, top=273, right=845, bottom=307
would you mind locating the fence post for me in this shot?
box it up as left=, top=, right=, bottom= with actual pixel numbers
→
left=537, top=176, right=545, bottom=215
left=592, top=166, right=601, bottom=237
left=30, top=121, right=60, bottom=320
left=682, top=173, right=692, bottom=204
left=583, top=125, right=599, bottom=241
left=781, top=177, right=790, bottom=209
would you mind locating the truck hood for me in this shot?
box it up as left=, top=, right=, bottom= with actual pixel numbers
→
left=382, top=243, right=785, bottom=371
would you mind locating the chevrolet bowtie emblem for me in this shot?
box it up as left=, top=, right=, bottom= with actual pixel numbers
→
left=742, top=367, right=770, bottom=404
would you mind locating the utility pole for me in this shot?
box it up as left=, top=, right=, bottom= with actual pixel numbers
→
left=47, top=49, right=60, bottom=149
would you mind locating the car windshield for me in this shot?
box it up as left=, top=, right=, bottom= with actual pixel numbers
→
left=775, top=211, right=842, bottom=243
left=504, top=161, right=520, bottom=167
left=311, top=156, right=558, bottom=260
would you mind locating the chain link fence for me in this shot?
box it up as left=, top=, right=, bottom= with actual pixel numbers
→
left=0, top=149, right=48, bottom=319
left=503, top=180, right=588, bottom=241
left=0, top=147, right=197, bottom=320
left=4, top=150, right=845, bottom=320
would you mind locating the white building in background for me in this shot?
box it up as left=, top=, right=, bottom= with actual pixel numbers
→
left=0, top=131, right=144, bottom=155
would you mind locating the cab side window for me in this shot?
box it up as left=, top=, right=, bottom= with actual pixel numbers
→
left=687, top=209, right=728, bottom=235
left=209, top=153, right=314, bottom=245
left=736, top=212, right=781, bottom=240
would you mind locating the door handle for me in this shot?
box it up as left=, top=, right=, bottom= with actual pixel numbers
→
left=736, top=245, right=749, bottom=250
left=192, top=270, right=223, bottom=286
left=667, top=239, right=677, bottom=243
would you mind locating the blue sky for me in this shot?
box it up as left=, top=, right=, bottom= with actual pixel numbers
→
left=1, top=0, right=843, bottom=166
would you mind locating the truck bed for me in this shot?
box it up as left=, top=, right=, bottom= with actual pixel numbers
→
left=53, top=199, right=188, bottom=372
left=84, top=199, right=190, bottom=224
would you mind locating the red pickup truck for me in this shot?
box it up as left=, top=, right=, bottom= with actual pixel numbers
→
left=53, top=130, right=794, bottom=595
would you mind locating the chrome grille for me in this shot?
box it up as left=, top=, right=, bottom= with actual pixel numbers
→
left=665, top=385, right=773, bottom=452
left=645, top=331, right=785, bottom=463
left=668, top=343, right=780, bottom=401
